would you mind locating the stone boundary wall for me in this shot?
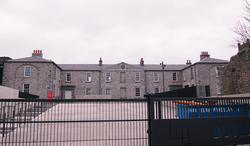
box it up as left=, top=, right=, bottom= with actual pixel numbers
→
left=219, top=48, right=250, bottom=95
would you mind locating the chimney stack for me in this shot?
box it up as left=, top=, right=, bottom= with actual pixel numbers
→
left=32, top=50, right=43, bottom=58
left=140, top=58, right=144, bottom=66
left=200, top=51, right=210, bottom=60
left=99, top=57, right=102, bottom=66
left=186, top=60, right=192, bottom=65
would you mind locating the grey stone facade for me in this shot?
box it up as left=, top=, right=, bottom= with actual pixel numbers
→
left=182, top=52, right=228, bottom=97
left=2, top=50, right=228, bottom=99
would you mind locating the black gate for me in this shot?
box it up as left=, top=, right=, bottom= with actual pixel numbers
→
left=0, top=99, right=148, bottom=145
left=0, top=96, right=250, bottom=146
left=147, top=96, right=250, bottom=146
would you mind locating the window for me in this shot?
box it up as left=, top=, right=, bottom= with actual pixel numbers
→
left=183, top=73, right=186, bottom=81
left=86, top=72, right=91, bottom=82
left=66, top=72, right=72, bottom=82
left=135, top=72, right=140, bottom=82
left=155, top=87, right=159, bottom=94
left=217, top=84, right=221, bottom=94
left=106, top=72, right=111, bottom=82
left=24, top=66, right=31, bottom=77
left=23, top=84, right=29, bottom=93
left=154, top=73, right=159, bottom=82
left=86, top=88, right=91, bottom=95
left=191, top=68, right=194, bottom=79
left=106, top=88, right=111, bottom=95
left=173, top=72, right=177, bottom=81
left=135, top=88, right=140, bottom=97
left=54, top=66, right=56, bottom=79
left=215, top=67, right=219, bottom=77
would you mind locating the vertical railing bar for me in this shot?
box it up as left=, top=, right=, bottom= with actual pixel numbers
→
left=31, top=101, right=33, bottom=145
left=2, top=113, right=6, bottom=138
left=22, top=102, right=25, bottom=145
left=11, top=102, right=15, bottom=145
left=76, top=101, right=78, bottom=146
left=146, top=95, right=152, bottom=146
left=71, top=101, right=72, bottom=144
left=7, top=101, right=10, bottom=143
left=0, top=101, right=3, bottom=144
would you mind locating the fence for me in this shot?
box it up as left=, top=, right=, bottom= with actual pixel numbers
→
left=152, top=97, right=250, bottom=119
left=149, top=96, right=250, bottom=146
left=0, top=99, right=148, bottom=146
left=0, top=97, right=250, bottom=146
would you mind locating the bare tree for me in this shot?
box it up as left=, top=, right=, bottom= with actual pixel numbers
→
left=231, top=0, right=250, bottom=45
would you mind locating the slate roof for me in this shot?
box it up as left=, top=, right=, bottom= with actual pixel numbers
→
left=135, top=64, right=190, bottom=71
left=196, top=57, right=228, bottom=64
left=58, top=64, right=112, bottom=71
left=58, top=63, right=190, bottom=71
left=7, top=56, right=52, bottom=63
left=7, top=55, right=228, bottom=71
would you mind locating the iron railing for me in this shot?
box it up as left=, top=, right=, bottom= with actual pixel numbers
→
left=0, top=99, right=148, bottom=146
left=0, top=97, right=250, bottom=145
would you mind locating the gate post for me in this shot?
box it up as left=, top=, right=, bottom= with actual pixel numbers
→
left=145, top=94, right=154, bottom=146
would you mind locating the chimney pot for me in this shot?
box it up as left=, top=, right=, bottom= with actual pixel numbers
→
left=99, top=57, right=103, bottom=66
left=186, top=60, right=192, bottom=65
left=32, top=50, right=43, bottom=58
left=200, top=51, right=210, bottom=60
left=140, top=58, right=144, bottom=66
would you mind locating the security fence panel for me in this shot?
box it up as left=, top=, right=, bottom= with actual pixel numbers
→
left=0, top=99, right=148, bottom=146
left=149, top=97, right=250, bottom=146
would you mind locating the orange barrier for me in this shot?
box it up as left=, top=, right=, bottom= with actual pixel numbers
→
left=172, top=100, right=205, bottom=105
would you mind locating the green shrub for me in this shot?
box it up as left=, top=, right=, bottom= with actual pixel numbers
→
left=238, top=50, right=245, bottom=56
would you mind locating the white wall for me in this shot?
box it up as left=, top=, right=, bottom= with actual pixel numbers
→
left=0, top=85, right=19, bottom=99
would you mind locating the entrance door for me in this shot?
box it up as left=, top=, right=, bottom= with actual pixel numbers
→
left=65, top=91, right=72, bottom=99
left=205, top=85, right=210, bottom=97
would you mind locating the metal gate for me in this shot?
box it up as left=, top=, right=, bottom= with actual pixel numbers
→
left=147, top=96, right=250, bottom=146
left=0, top=99, right=148, bottom=146
left=1, top=97, right=250, bottom=146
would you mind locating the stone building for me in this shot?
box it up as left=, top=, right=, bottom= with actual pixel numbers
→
left=0, top=57, right=12, bottom=85
left=2, top=50, right=228, bottom=99
left=219, top=40, right=250, bottom=95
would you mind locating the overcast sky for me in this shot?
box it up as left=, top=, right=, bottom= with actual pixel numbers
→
left=0, top=0, right=245, bottom=65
